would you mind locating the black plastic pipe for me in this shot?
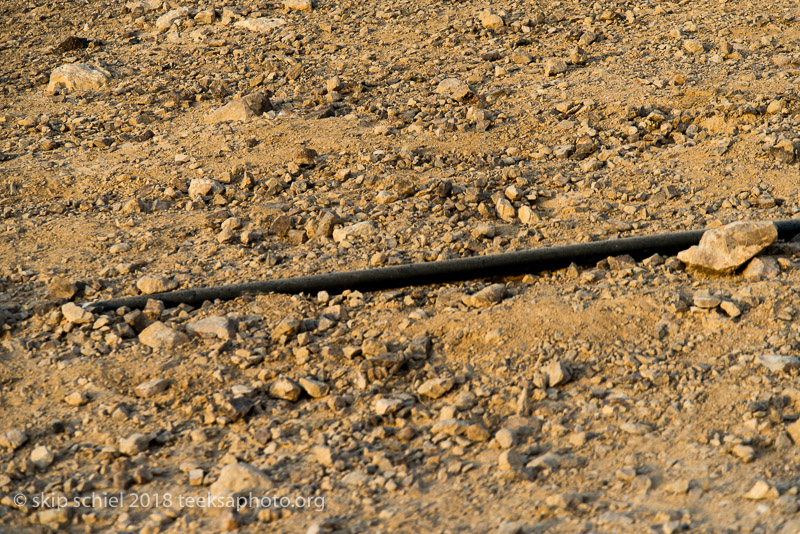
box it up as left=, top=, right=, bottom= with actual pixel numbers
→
left=85, top=219, right=800, bottom=311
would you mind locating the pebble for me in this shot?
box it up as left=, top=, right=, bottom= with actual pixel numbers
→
left=311, top=445, right=334, bottom=467
left=463, top=283, right=507, bottom=308
left=498, top=449, right=524, bottom=471
left=479, top=11, right=504, bottom=30
left=332, top=221, right=377, bottom=243
left=48, top=277, right=77, bottom=299
left=64, top=391, right=89, bottom=406
left=137, top=275, right=178, bottom=295
left=186, top=316, right=238, bottom=340
left=374, top=397, right=403, bottom=416
left=743, top=256, right=780, bottom=282
left=495, top=428, right=516, bottom=449
left=30, top=445, right=55, bottom=469
left=234, top=18, right=286, bottom=33
left=119, top=433, right=150, bottom=455
left=61, top=302, right=94, bottom=324
left=544, top=359, right=572, bottom=387
left=757, top=354, right=800, bottom=373
left=418, top=377, right=455, bottom=399
left=283, top=0, right=312, bottom=11
left=298, top=377, right=330, bottom=398
left=156, top=7, right=194, bottom=33
left=744, top=480, right=778, bottom=500
left=544, top=59, right=568, bottom=77
left=135, top=378, right=171, bottom=398
left=138, top=321, right=189, bottom=349
left=206, top=93, right=272, bottom=123
left=0, top=429, right=28, bottom=450
left=209, top=462, right=272, bottom=501
left=270, top=377, right=302, bottom=401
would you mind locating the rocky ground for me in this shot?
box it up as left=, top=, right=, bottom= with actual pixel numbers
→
left=3, top=0, right=800, bottom=532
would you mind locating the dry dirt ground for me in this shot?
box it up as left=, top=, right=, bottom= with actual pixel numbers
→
left=3, top=0, right=800, bottom=532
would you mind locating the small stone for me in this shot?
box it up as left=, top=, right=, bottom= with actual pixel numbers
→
left=156, top=7, right=194, bottom=32
left=495, top=428, right=516, bottom=449
left=693, top=292, right=721, bottom=309
left=137, top=275, right=178, bottom=295
left=664, top=479, right=690, bottom=494
left=466, top=423, right=491, bottom=442
left=292, top=147, right=318, bottom=166
left=270, top=377, right=302, bottom=401
left=677, top=221, right=777, bottom=272
left=56, top=36, right=90, bottom=52
left=418, top=377, right=455, bottom=399
left=49, top=277, right=77, bottom=299
left=189, top=468, right=204, bottom=486
left=61, top=302, right=94, bottom=324
left=743, top=256, right=780, bottom=282
left=720, top=300, right=741, bottom=317
left=234, top=17, right=286, bottom=33
left=785, top=419, right=800, bottom=445
left=273, top=315, right=302, bottom=340
left=374, top=397, right=403, bottom=416
left=544, top=359, right=572, bottom=387
left=311, top=445, right=333, bottom=467
left=332, top=221, right=377, bottom=243
left=683, top=39, right=705, bottom=54
left=64, top=391, right=89, bottom=406
left=283, top=0, right=312, bottom=11
left=0, top=429, right=28, bottom=450
left=463, top=283, right=507, bottom=307
left=495, top=198, right=516, bottom=222
left=135, top=378, right=170, bottom=398
left=206, top=93, right=272, bottom=123
left=119, top=433, right=150, bottom=455
left=210, top=462, right=272, bottom=498
left=731, top=444, right=755, bottom=463
left=758, top=354, right=800, bottom=373
left=47, top=63, right=109, bottom=92
left=30, top=445, right=55, bottom=469
left=298, top=377, right=330, bottom=398
left=498, top=449, right=524, bottom=471
left=620, top=422, right=651, bottom=435
left=189, top=178, right=222, bottom=199
left=544, top=58, right=568, bottom=77
left=186, top=316, right=238, bottom=340
left=479, top=11, right=504, bottom=30
left=435, top=78, right=473, bottom=101
left=744, top=480, right=778, bottom=500
left=138, top=321, right=189, bottom=349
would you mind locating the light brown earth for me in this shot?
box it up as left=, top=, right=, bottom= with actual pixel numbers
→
left=3, top=0, right=800, bottom=532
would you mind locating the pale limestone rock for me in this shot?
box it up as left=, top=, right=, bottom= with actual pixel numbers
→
left=234, top=17, right=286, bottom=33
left=138, top=321, right=189, bottom=349
left=48, top=64, right=109, bottom=92
left=186, top=316, right=237, bottom=340
left=206, top=93, right=272, bottom=123
left=677, top=221, right=777, bottom=272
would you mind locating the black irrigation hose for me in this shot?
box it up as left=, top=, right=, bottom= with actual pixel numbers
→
left=85, top=219, right=800, bottom=312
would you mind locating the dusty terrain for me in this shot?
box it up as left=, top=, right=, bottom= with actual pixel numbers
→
left=3, top=0, right=800, bottom=532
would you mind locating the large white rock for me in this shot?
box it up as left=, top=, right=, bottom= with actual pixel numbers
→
left=234, top=17, right=286, bottom=33
left=47, top=64, right=109, bottom=92
left=677, top=221, right=777, bottom=272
